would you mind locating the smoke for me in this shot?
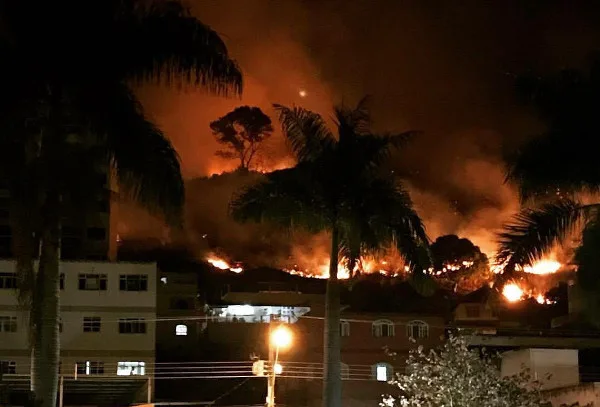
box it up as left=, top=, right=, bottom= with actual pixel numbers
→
left=118, top=1, right=600, bottom=268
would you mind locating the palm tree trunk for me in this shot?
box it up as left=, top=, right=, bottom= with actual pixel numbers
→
left=322, top=226, right=341, bottom=407
left=31, top=189, right=61, bottom=407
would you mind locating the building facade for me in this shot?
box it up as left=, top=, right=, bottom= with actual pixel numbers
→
left=0, top=260, right=156, bottom=379
left=155, top=270, right=202, bottom=360
left=0, top=163, right=118, bottom=262
left=202, top=288, right=446, bottom=407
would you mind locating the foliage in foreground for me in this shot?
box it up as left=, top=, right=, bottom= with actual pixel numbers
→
left=382, top=336, right=548, bottom=407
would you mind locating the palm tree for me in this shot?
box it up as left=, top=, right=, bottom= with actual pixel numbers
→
left=230, top=98, right=430, bottom=407
left=0, top=1, right=242, bottom=406
left=497, top=57, right=600, bottom=283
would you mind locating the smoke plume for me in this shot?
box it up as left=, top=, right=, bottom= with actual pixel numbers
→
left=119, top=0, right=600, bottom=268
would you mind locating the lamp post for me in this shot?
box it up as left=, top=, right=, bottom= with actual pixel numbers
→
left=266, top=324, right=292, bottom=407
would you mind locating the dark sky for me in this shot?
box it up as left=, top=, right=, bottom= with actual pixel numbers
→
left=133, top=0, right=600, bottom=256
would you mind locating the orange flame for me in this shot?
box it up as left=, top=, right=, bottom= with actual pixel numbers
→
left=502, top=283, right=524, bottom=302
left=207, top=256, right=243, bottom=274
left=521, top=259, right=561, bottom=275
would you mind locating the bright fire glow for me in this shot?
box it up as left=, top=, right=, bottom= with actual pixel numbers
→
left=298, top=89, right=307, bottom=98
left=502, top=283, right=524, bottom=302
left=207, top=256, right=243, bottom=274
left=522, top=259, right=561, bottom=275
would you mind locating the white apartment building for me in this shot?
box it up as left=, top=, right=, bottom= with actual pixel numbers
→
left=0, top=259, right=156, bottom=379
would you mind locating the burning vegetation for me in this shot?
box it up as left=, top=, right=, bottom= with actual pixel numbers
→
left=204, top=245, right=567, bottom=305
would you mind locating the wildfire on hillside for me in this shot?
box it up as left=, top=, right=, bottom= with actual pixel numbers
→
left=207, top=255, right=243, bottom=273
left=204, top=249, right=565, bottom=305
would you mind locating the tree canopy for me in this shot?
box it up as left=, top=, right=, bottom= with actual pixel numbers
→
left=430, top=234, right=490, bottom=293
left=210, top=106, right=273, bottom=170
left=383, top=336, right=548, bottom=407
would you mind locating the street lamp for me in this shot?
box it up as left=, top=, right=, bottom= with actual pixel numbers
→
left=266, top=325, right=293, bottom=407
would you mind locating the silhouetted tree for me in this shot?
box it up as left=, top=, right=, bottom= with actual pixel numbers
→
left=0, top=1, right=242, bottom=406
left=430, top=234, right=490, bottom=293
left=230, top=97, right=430, bottom=407
left=210, top=106, right=273, bottom=170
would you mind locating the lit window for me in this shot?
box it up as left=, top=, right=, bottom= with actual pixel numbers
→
left=372, top=319, right=395, bottom=337
left=340, top=320, right=350, bottom=337
left=175, top=324, right=188, bottom=336
left=406, top=320, right=429, bottom=339
left=76, top=361, right=104, bottom=375
left=374, top=363, right=393, bottom=382
left=117, top=361, right=145, bottom=376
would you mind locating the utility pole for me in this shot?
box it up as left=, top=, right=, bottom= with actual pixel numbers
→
left=265, top=323, right=292, bottom=407
left=266, top=323, right=276, bottom=407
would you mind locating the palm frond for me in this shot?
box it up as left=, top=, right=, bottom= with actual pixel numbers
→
left=273, top=104, right=335, bottom=162
left=229, top=166, right=330, bottom=233
left=355, top=131, right=419, bottom=170
left=496, top=199, right=598, bottom=271
left=339, top=177, right=431, bottom=273
left=114, top=0, right=242, bottom=95
left=334, top=96, right=372, bottom=139
left=77, top=82, right=184, bottom=226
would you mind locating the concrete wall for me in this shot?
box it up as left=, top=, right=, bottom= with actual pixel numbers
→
left=544, top=382, right=599, bottom=406
left=501, top=348, right=579, bottom=390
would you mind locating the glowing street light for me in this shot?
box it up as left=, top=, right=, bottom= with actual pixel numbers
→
left=270, top=325, right=292, bottom=349
left=266, top=325, right=293, bottom=407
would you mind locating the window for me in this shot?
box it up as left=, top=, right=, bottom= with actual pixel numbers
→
left=76, top=361, right=104, bottom=375
left=59, top=318, right=63, bottom=333
left=117, top=361, right=145, bottom=376
left=78, top=274, right=107, bottom=291
left=340, top=320, right=350, bottom=337
left=340, top=363, right=350, bottom=380
left=406, top=320, right=429, bottom=339
left=175, top=324, right=188, bottom=336
left=119, top=318, right=146, bottom=334
left=119, top=274, right=148, bottom=291
left=0, top=272, right=17, bottom=289
left=86, top=227, right=106, bottom=240
left=83, top=317, right=101, bottom=332
left=59, top=273, right=65, bottom=290
left=373, top=362, right=393, bottom=382
left=465, top=305, right=480, bottom=318
left=0, top=361, right=16, bottom=374
left=372, top=319, right=395, bottom=337
left=0, top=316, right=17, bottom=332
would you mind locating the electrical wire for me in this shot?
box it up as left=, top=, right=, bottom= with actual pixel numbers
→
left=23, top=312, right=600, bottom=337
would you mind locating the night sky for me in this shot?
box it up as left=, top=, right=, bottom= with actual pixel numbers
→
left=131, top=0, right=600, bottom=257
